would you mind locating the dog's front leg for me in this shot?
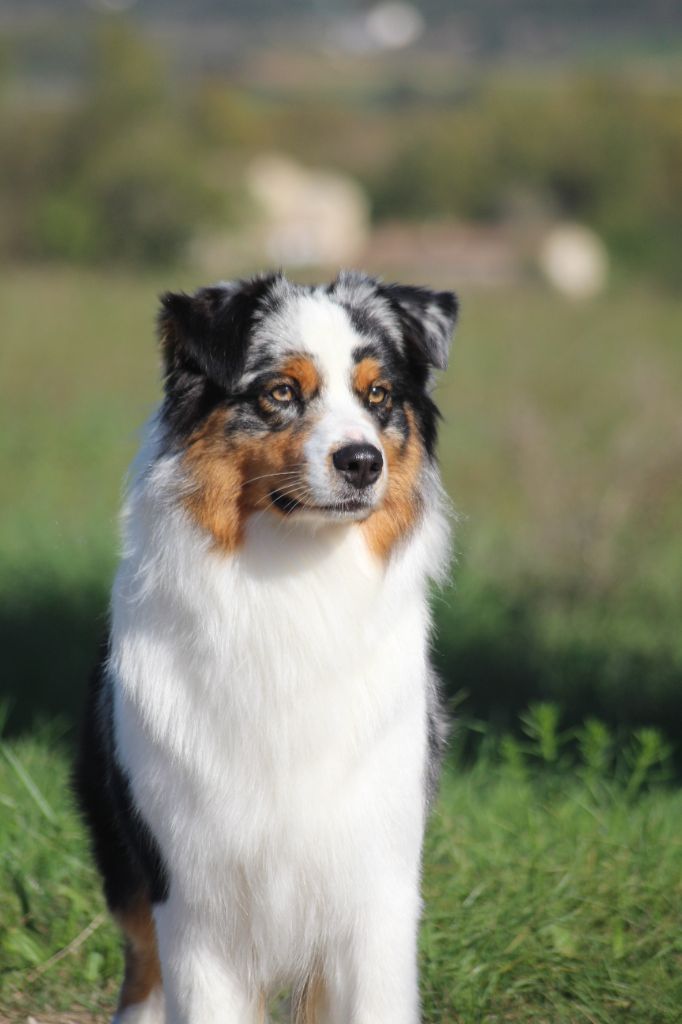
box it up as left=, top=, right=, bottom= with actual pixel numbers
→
left=154, top=899, right=262, bottom=1024
left=325, top=878, right=422, bottom=1024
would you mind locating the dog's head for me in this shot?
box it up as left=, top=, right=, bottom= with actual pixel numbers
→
left=158, top=271, right=458, bottom=559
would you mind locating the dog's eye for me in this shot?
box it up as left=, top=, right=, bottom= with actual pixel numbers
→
left=368, top=385, right=388, bottom=406
left=270, top=384, right=295, bottom=404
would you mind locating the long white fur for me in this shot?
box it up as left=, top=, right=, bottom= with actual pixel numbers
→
left=109, top=291, right=450, bottom=1023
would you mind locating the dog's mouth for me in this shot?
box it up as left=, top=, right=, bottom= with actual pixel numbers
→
left=269, top=489, right=372, bottom=518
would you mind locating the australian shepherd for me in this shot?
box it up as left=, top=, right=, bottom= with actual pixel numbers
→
left=74, top=270, right=458, bottom=1024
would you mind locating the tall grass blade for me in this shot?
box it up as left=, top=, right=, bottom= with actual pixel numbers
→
left=1, top=744, right=57, bottom=824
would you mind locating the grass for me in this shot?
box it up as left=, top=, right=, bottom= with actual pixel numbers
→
left=422, top=762, right=682, bottom=1022
left=1, top=712, right=681, bottom=1022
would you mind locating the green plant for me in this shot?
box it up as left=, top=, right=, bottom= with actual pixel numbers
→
left=576, top=717, right=613, bottom=785
left=624, top=727, right=675, bottom=798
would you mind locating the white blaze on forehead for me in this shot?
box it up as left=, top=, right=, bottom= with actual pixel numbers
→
left=293, top=291, right=360, bottom=400
left=295, top=291, right=379, bottom=440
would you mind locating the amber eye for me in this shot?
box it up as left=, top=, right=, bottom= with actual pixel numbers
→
left=368, top=384, right=389, bottom=406
left=270, top=384, right=295, bottom=404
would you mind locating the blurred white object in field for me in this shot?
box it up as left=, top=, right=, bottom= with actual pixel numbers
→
left=366, top=3, right=425, bottom=49
left=327, top=1, right=424, bottom=54
left=539, top=224, right=609, bottom=298
left=247, top=154, right=369, bottom=267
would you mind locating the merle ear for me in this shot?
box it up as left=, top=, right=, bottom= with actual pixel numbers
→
left=379, top=283, right=459, bottom=371
left=158, top=275, right=280, bottom=393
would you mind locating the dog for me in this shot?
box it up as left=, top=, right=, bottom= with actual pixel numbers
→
left=74, top=270, right=458, bottom=1024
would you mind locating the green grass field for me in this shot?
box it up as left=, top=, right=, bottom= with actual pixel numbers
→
left=1, top=714, right=681, bottom=1022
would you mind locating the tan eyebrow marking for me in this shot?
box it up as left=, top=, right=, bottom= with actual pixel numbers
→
left=280, top=355, right=321, bottom=398
left=352, top=357, right=383, bottom=394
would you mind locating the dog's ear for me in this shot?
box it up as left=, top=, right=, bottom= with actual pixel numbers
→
left=158, top=275, right=281, bottom=393
left=378, top=282, right=459, bottom=371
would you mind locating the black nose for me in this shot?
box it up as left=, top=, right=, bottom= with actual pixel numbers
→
left=332, top=443, right=383, bottom=489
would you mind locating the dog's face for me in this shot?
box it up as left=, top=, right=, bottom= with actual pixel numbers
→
left=158, top=271, right=457, bottom=559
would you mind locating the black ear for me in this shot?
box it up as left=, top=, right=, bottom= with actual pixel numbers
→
left=158, top=274, right=281, bottom=393
left=378, top=283, right=459, bottom=371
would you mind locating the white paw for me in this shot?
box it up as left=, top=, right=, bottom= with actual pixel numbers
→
left=112, top=986, right=165, bottom=1024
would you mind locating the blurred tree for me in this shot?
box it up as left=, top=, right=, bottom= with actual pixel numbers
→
left=0, top=16, right=681, bottom=283
left=367, top=74, right=682, bottom=286
left=2, top=19, right=220, bottom=267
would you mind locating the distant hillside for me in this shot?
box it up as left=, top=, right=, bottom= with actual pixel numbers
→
left=3, top=0, right=682, bottom=58
left=8, top=0, right=679, bottom=23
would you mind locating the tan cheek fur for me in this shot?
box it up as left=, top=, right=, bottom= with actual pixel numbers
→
left=182, top=408, right=311, bottom=552
left=361, top=405, right=425, bottom=562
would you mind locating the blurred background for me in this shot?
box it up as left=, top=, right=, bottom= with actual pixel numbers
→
left=1, top=0, right=681, bottom=748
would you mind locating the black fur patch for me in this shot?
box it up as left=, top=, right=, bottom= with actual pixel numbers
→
left=73, top=638, right=169, bottom=912
left=377, top=282, right=459, bottom=372
left=328, top=270, right=458, bottom=371
left=158, top=274, right=285, bottom=444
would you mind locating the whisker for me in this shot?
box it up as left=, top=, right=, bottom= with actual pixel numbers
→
left=239, top=467, right=307, bottom=488
left=251, top=482, right=317, bottom=518
left=252, top=489, right=313, bottom=513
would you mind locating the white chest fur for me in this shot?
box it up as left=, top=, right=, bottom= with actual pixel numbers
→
left=109, top=452, right=444, bottom=995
